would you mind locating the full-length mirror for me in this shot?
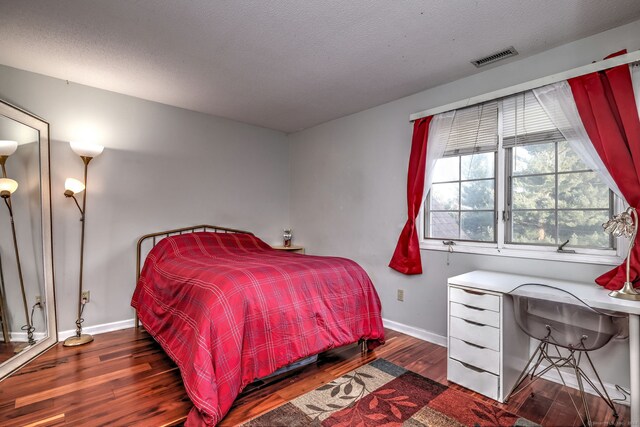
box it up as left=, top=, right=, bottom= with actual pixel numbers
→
left=0, top=100, right=55, bottom=377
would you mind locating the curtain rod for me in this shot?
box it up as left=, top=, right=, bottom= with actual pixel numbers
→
left=409, top=49, right=640, bottom=122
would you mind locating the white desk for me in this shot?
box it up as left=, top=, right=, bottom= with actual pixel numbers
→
left=448, top=270, right=640, bottom=424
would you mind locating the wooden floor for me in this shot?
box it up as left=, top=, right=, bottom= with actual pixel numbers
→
left=0, top=327, right=629, bottom=426
left=0, top=341, right=22, bottom=364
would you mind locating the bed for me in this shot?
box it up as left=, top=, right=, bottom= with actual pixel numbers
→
left=131, top=225, right=385, bottom=426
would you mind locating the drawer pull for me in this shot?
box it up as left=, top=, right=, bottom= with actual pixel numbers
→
left=462, top=340, right=486, bottom=349
left=459, top=360, right=486, bottom=373
left=462, top=319, right=486, bottom=327
left=462, top=304, right=485, bottom=311
left=462, top=289, right=485, bottom=296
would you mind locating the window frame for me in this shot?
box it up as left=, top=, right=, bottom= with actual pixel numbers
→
left=419, top=99, right=626, bottom=266
left=504, top=140, right=615, bottom=250
left=424, top=151, right=498, bottom=244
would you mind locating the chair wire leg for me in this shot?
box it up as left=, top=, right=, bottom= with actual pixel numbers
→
left=506, top=340, right=545, bottom=402
left=577, top=366, right=614, bottom=411
left=583, top=351, right=618, bottom=418
left=529, top=341, right=547, bottom=379
left=574, top=359, right=592, bottom=427
left=533, top=343, right=570, bottom=380
left=549, top=347, right=585, bottom=426
left=509, top=341, right=574, bottom=402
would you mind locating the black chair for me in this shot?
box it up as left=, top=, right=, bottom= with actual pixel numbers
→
left=506, top=283, right=624, bottom=426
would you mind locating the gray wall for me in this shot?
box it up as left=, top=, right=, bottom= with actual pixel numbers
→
left=288, top=19, right=640, bottom=390
left=0, top=64, right=290, bottom=332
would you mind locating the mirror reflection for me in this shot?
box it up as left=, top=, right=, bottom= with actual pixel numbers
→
left=0, top=115, right=45, bottom=363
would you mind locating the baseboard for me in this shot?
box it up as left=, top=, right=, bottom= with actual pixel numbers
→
left=9, top=331, right=47, bottom=341
left=58, top=318, right=136, bottom=341
left=382, top=317, right=448, bottom=347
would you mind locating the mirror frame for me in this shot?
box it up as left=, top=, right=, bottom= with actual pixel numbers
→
left=0, top=99, right=56, bottom=379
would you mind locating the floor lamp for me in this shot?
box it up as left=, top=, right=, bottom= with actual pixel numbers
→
left=63, top=141, right=103, bottom=347
left=0, top=177, right=35, bottom=347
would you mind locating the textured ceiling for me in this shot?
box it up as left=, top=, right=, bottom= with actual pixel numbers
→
left=1, top=1, right=640, bottom=133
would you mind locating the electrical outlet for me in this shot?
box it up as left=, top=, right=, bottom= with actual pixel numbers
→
left=35, top=295, right=42, bottom=305
left=82, top=291, right=90, bottom=303
left=397, top=289, right=404, bottom=302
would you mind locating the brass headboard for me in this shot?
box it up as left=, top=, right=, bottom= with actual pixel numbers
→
left=134, top=224, right=253, bottom=328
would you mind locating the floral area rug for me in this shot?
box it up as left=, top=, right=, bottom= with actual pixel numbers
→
left=241, top=358, right=538, bottom=427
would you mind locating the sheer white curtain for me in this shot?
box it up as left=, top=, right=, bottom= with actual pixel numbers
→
left=533, top=81, right=623, bottom=199
left=422, top=110, right=456, bottom=203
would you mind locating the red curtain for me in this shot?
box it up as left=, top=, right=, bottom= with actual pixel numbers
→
left=568, top=55, right=640, bottom=290
left=389, top=116, right=433, bottom=275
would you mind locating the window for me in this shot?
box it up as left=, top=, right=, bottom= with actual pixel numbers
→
left=423, top=90, right=618, bottom=262
left=428, top=152, right=496, bottom=242
left=426, top=101, right=499, bottom=242
left=506, top=140, right=613, bottom=248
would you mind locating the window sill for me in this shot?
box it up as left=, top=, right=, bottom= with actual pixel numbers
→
left=419, top=240, right=623, bottom=266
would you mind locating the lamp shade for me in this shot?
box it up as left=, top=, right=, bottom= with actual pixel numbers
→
left=0, top=178, right=18, bottom=195
left=603, top=208, right=635, bottom=238
left=65, top=178, right=85, bottom=194
left=70, top=141, right=104, bottom=158
left=0, top=140, right=18, bottom=156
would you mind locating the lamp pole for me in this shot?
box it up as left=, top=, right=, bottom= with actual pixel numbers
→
left=0, top=156, right=8, bottom=178
left=2, top=194, right=34, bottom=346
left=76, top=157, right=89, bottom=338
left=63, top=156, right=94, bottom=346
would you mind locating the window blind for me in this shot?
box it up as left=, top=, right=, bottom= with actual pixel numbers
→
left=502, top=91, right=564, bottom=147
left=440, top=101, right=499, bottom=156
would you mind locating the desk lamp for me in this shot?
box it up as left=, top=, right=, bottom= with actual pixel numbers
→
left=603, top=207, right=640, bottom=301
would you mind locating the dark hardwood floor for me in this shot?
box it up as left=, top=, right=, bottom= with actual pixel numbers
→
left=0, top=327, right=629, bottom=426
left=0, top=341, right=22, bottom=364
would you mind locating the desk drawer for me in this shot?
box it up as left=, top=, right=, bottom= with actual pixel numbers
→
left=450, top=302, right=500, bottom=328
left=449, top=316, right=500, bottom=351
left=448, top=358, right=499, bottom=400
left=449, top=286, right=500, bottom=312
left=449, top=337, right=500, bottom=375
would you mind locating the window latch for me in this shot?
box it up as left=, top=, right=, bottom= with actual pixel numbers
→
left=557, top=239, right=576, bottom=254
left=443, top=241, right=455, bottom=266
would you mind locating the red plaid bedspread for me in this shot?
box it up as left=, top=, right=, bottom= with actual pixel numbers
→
left=131, top=232, right=385, bottom=426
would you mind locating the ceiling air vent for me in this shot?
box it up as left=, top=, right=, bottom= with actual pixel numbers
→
left=471, top=46, right=518, bottom=68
